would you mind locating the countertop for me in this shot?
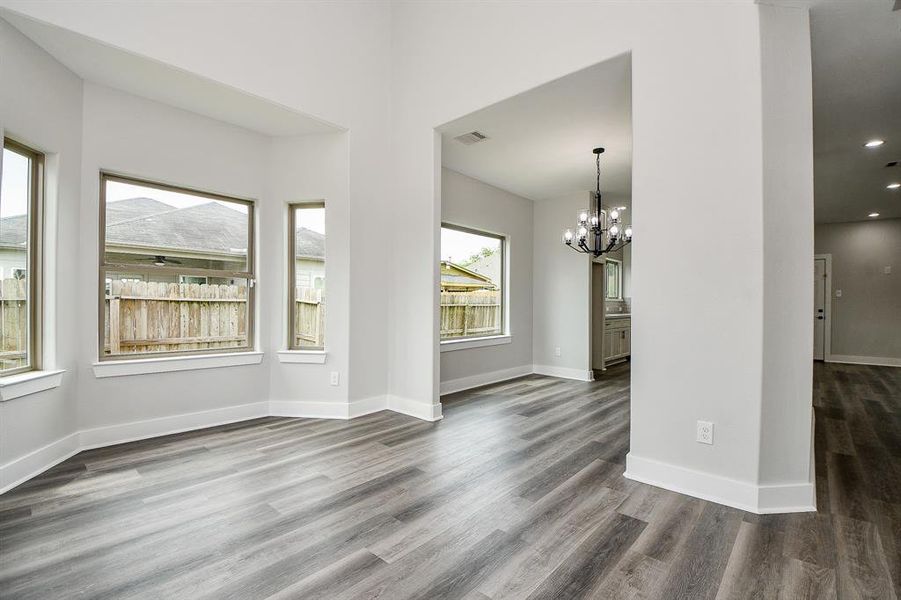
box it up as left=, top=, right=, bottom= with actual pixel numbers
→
left=605, top=314, right=631, bottom=320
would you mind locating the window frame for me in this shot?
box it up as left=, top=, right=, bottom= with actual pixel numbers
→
left=439, top=222, right=507, bottom=343
left=605, top=257, right=623, bottom=301
left=97, top=172, right=256, bottom=362
left=287, top=201, right=326, bottom=351
left=1, top=138, right=44, bottom=377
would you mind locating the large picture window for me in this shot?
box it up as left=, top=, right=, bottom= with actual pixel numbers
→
left=99, top=174, right=255, bottom=359
left=440, top=224, right=505, bottom=341
left=288, top=203, right=325, bottom=350
left=1, top=139, right=43, bottom=375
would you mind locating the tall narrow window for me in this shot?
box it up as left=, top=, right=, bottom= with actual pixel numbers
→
left=288, top=203, right=325, bottom=349
left=440, top=224, right=505, bottom=341
left=605, top=258, right=622, bottom=300
left=99, top=174, right=255, bottom=359
left=1, top=139, right=43, bottom=375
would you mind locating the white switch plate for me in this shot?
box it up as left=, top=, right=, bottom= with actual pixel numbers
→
left=835, top=289, right=842, bottom=298
left=697, top=421, right=714, bottom=445
left=554, top=347, right=561, bottom=357
left=330, top=371, right=339, bottom=386
left=884, top=266, right=892, bottom=274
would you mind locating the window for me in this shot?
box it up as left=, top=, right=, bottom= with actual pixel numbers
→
left=440, top=224, right=505, bottom=341
left=288, top=203, right=325, bottom=350
left=1, top=139, right=43, bottom=375
left=99, top=173, right=255, bottom=359
left=605, top=258, right=622, bottom=300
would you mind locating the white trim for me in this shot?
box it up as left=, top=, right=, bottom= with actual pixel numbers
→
left=277, top=350, right=327, bottom=364
left=78, top=402, right=269, bottom=449
left=0, top=432, right=80, bottom=494
left=269, top=395, right=386, bottom=419
left=440, top=335, right=511, bottom=353
left=624, top=453, right=816, bottom=514
left=440, top=364, right=532, bottom=395
left=0, top=369, right=65, bottom=401
left=387, top=395, right=443, bottom=421
left=827, top=354, right=901, bottom=368
left=92, top=352, right=263, bottom=378
left=532, top=364, right=594, bottom=382
left=814, top=253, right=832, bottom=361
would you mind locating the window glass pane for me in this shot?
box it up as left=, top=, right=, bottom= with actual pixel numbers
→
left=440, top=226, right=503, bottom=340
left=605, top=261, right=620, bottom=300
left=292, top=206, right=325, bottom=349
left=103, top=274, right=249, bottom=357
left=104, top=179, right=249, bottom=272
left=1, top=147, right=32, bottom=372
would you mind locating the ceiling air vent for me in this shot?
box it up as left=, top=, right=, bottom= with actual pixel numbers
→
left=453, top=131, right=489, bottom=145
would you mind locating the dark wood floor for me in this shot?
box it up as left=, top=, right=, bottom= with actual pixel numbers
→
left=0, top=362, right=898, bottom=599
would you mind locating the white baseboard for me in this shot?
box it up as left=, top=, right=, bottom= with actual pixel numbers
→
left=440, top=365, right=533, bottom=395
left=624, top=453, right=816, bottom=514
left=79, top=402, right=269, bottom=450
left=827, top=354, right=901, bottom=368
left=0, top=432, right=81, bottom=494
left=270, top=395, right=387, bottom=419
left=532, top=364, right=594, bottom=381
left=387, top=395, right=443, bottom=421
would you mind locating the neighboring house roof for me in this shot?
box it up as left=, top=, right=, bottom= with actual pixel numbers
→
left=0, top=197, right=326, bottom=260
left=440, top=260, right=497, bottom=290
left=464, top=252, right=501, bottom=285
left=295, top=227, right=324, bottom=261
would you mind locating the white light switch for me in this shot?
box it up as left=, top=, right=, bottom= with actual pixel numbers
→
left=835, top=289, right=842, bottom=298
left=885, top=266, right=892, bottom=274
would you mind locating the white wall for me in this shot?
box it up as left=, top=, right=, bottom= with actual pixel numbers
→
left=266, top=133, right=354, bottom=409
left=0, top=0, right=395, bottom=408
left=76, top=84, right=271, bottom=431
left=0, top=19, right=82, bottom=486
left=440, top=168, right=533, bottom=390
left=815, top=218, right=901, bottom=362
left=758, top=4, right=815, bottom=495
left=389, top=1, right=815, bottom=512
left=532, top=192, right=593, bottom=378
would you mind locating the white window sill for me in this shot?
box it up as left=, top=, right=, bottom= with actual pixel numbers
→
left=277, top=350, right=327, bottom=364
left=92, top=352, right=263, bottom=378
left=0, top=369, right=66, bottom=401
left=440, top=335, right=511, bottom=353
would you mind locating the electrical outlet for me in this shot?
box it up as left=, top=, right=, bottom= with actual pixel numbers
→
left=884, top=266, right=892, bottom=274
left=330, top=371, right=340, bottom=386
left=697, top=421, right=714, bottom=445
left=554, top=347, right=561, bottom=357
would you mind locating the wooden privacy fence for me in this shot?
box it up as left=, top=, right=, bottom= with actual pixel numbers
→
left=105, top=280, right=248, bottom=355
left=0, top=277, right=27, bottom=369
left=440, top=290, right=501, bottom=338
left=294, top=287, right=325, bottom=347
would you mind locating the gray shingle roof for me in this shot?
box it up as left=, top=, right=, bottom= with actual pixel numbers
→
left=0, top=197, right=325, bottom=260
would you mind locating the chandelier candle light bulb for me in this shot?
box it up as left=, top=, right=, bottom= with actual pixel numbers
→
left=562, top=147, right=633, bottom=257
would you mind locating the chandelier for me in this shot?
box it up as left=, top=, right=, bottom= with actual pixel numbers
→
left=562, top=147, right=632, bottom=257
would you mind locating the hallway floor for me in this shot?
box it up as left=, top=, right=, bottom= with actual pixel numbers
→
left=0, top=362, right=898, bottom=599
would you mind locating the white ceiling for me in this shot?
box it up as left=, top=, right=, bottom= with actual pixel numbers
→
left=439, top=54, right=632, bottom=206
left=811, top=0, right=901, bottom=223
left=1, top=9, right=341, bottom=137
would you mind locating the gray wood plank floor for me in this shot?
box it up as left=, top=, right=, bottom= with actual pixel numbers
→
left=0, top=361, right=898, bottom=599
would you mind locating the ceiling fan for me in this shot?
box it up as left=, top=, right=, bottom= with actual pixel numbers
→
left=137, top=255, right=183, bottom=267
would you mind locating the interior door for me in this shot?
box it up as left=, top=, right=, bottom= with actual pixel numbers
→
left=814, top=258, right=826, bottom=360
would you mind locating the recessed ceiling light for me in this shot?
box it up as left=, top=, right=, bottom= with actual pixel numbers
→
left=868, top=212, right=880, bottom=218
left=864, top=139, right=885, bottom=148
left=887, top=182, right=900, bottom=189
